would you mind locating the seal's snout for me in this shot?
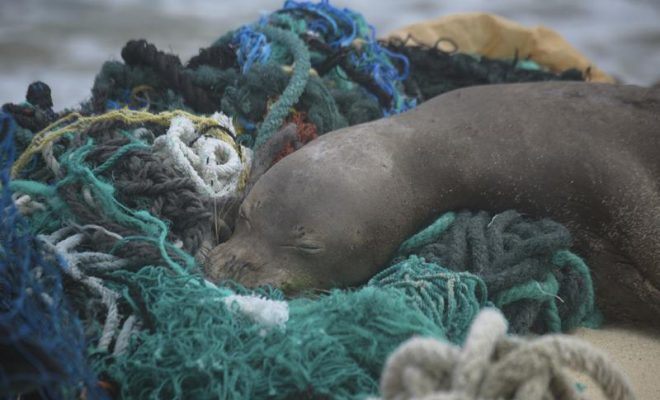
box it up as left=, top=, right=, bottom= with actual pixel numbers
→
left=205, top=243, right=255, bottom=283
left=205, top=237, right=287, bottom=288
left=205, top=239, right=310, bottom=291
left=223, top=253, right=242, bottom=276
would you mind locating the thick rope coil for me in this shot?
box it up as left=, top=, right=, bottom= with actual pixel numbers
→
left=152, top=113, right=252, bottom=199
left=393, top=210, right=598, bottom=334
left=376, top=309, right=636, bottom=400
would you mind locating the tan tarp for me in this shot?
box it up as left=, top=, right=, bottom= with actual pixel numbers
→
left=387, top=12, right=614, bottom=83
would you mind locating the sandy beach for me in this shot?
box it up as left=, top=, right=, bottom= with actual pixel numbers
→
left=572, top=325, right=660, bottom=399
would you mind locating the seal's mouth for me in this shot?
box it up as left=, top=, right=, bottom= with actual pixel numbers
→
left=204, top=241, right=282, bottom=286
left=205, top=246, right=262, bottom=285
left=205, top=242, right=319, bottom=294
left=278, top=242, right=325, bottom=255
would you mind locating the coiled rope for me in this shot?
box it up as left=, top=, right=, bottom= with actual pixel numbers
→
left=375, top=308, right=635, bottom=400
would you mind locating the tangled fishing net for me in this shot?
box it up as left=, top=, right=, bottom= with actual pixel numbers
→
left=0, top=1, right=608, bottom=399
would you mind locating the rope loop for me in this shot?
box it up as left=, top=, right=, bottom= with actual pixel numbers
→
left=377, top=309, right=635, bottom=400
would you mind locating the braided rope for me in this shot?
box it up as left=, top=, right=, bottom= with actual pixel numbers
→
left=38, top=228, right=129, bottom=353
left=152, top=113, right=251, bottom=199
left=11, top=109, right=245, bottom=178
left=252, top=25, right=311, bottom=149
left=376, top=309, right=636, bottom=400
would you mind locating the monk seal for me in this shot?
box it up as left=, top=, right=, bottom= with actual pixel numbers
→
left=205, top=81, right=660, bottom=325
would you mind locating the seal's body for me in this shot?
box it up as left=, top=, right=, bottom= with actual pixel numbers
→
left=206, top=82, right=660, bottom=324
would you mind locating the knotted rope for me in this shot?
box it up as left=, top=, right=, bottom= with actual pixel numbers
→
left=375, top=309, right=635, bottom=400
left=11, top=109, right=247, bottom=179
left=37, top=227, right=132, bottom=354
left=152, top=113, right=250, bottom=199
left=393, top=210, right=600, bottom=334
left=369, top=255, right=488, bottom=343
left=0, top=1, right=604, bottom=397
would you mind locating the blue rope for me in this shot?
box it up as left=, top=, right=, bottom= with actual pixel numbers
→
left=282, top=0, right=416, bottom=115
left=0, top=112, right=104, bottom=398
left=233, top=25, right=273, bottom=74
left=283, top=0, right=357, bottom=48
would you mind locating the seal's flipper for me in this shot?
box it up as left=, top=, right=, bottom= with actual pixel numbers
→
left=572, top=228, right=660, bottom=326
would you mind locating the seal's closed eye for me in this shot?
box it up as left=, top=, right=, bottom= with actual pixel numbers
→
left=280, top=241, right=325, bottom=255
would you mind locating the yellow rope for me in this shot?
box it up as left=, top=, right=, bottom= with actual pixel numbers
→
left=12, top=109, right=245, bottom=178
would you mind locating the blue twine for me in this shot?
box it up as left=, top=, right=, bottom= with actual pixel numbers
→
left=226, top=1, right=416, bottom=116
left=233, top=25, right=273, bottom=74
left=238, top=115, right=258, bottom=132
left=282, top=0, right=415, bottom=115
left=104, top=87, right=148, bottom=110
left=105, top=99, right=121, bottom=110
left=352, top=23, right=416, bottom=115
left=0, top=112, right=104, bottom=399
left=283, top=0, right=357, bottom=48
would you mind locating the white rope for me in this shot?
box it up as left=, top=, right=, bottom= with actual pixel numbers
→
left=222, top=294, right=289, bottom=329
left=42, top=140, right=61, bottom=177
left=152, top=113, right=252, bottom=200
left=38, top=227, right=134, bottom=352
left=114, top=315, right=140, bottom=356
left=12, top=193, right=46, bottom=215
left=375, top=308, right=636, bottom=400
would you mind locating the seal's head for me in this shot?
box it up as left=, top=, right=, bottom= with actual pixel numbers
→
left=205, top=192, right=357, bottom=293
left=205, top=205, right=326, bottom=293
left=204, top=127, right=406, bottom=293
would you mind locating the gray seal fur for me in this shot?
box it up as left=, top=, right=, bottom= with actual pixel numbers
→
left=205, top=81, right=660, bottom=325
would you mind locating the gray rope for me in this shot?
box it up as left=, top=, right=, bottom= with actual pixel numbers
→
left=375, top=309, right=636, bottom=400
left=114, top=315, right=140, bottom=356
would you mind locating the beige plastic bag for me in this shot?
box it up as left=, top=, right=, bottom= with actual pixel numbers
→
left=387, top=12, right=614, bottom=83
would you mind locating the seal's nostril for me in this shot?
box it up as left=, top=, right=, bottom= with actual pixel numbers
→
left=227, top=259, right=238, bottom=274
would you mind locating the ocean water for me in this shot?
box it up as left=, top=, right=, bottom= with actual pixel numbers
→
left=1, top=0, right=659, bottom=109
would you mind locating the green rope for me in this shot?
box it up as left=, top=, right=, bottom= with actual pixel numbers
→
left=389, top=210, right=600, bottom=334
left=493, top=273, right=561, bottom=331
left=93, top=141, right=148, bottom=174
left=369, top=255, right=489, bottom=343
left=397, top=212, right=456, bottom=254
left=552, top=250, right=602, bottom=329
left=253, top=25, right=311, bottom=149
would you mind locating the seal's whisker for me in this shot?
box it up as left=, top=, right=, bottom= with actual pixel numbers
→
left=210, top=195, right=243, bottom=244
left=220, top=195, right=241, bottom=225
left=234, top=262, right=254, bottom=282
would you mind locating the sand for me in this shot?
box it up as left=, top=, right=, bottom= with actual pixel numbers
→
left=569, top=325, right=660, bottom=399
